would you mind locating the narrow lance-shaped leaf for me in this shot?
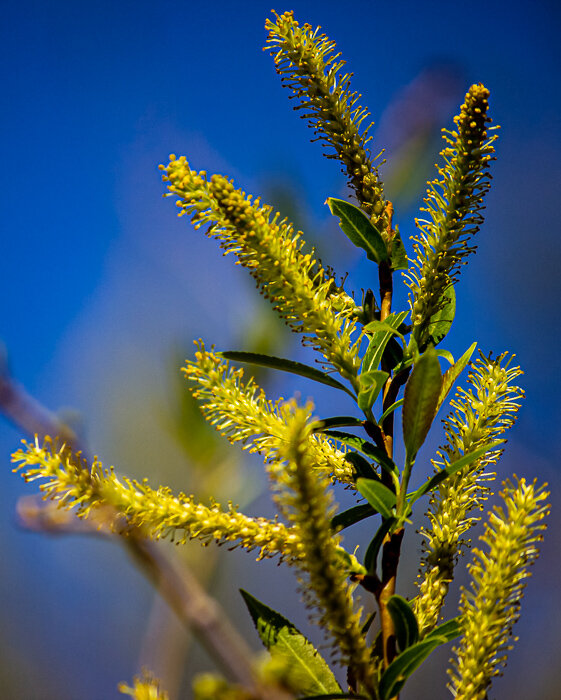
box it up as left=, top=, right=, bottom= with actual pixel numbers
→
left=357, top=370, right=389, bottom=413
left=327, top=197, right=388, bottom=263
left=402, top=345, right=442, bottom=460
left=356, top=477, right=396, bottom=520
left=331, top=503, right=376, bottom=532
left=379, top=637, right=445, bottom=700
left=343, top=451, right=378, bottom=480
left=389, top=226, right=409, bottom=271
left=387, top=595, right=420, bottom=651
left=321, top=430, right=399, bottom=478
left=220, top=351, right=355, bottom=398
left=407, top=441, right=502, bottom=506
left=424, top=282, right=456, bottom=348
left=240, top=589, right=341, bottom=696
left=435, top=341, right=477, bottom=413
left=314, top=416, right=364, bottom=431
left=364, top=517, right=397, bottom=574
left=362, top=312, right=408, bottom=376
left=424, top=616, right=462, bottom=642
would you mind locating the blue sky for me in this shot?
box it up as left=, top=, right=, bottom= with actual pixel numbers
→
left=1, top=1, right=561, bottom=697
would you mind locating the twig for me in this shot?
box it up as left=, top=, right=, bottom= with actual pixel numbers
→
left=1, top=362, right=291, bottom=700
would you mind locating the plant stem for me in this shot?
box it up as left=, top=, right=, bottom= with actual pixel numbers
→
left=375, top=202, right=405, bottom=689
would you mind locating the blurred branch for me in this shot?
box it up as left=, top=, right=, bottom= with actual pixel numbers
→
left=0, top=356, right=290, bottom=700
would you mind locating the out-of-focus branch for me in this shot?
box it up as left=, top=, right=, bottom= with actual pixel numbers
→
left=0, top=360, right=290, bottom=700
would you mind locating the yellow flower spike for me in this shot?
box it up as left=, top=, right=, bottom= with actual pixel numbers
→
left=264, top=11, right=387, bottom=231
left=273, top=400, right=376, bottom=693
left=12, top=437, right=304, bottom=563
left=415, top=352, right=524, bottom=636
left=406, top=84, right=498, bottom=349
left=449, top=477, right=549, bottom=700
left=160, top=158, right=360, bottom=387
left=183, top=341, right=356, bottom=485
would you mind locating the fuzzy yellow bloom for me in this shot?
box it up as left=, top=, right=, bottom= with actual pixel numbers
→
left=265, top=11, right=387, bottom=232
left=160, top=157, right=360, bottom=388
left=183, top=342, right=356, bottom=485
left=415, top=352, right=523, bottom=635
left=273, top=402, right=376, bottom=693
left=406, top=84, right=498, bottom=348
left=12, top=438, right=304, bottom=563
left=119, top=670, right=169, bottom=700
left=449, top=478, right=549, bottom=700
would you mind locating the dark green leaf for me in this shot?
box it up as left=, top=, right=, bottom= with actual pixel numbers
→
left=240, top=590, right=341, bottom=695
left=407, top=441, right=503, bottom=505
left=425, top=616, right=462, bottom=642
left=331, top=503, right=376, bottom=531
left=426, top=282, right=456, bottom=348
left=357, top=370, right=389, bottom=412
left=343, top=451, right=377, bottom=480
left=364, top=517, right=396, bottom=573
left=402, top=345, right=443, bottom=460
left=322, top=431, right=399, bottom=477
left=314, top=416, right=364, bottom=431
left=436, top=341, right=477, bottom=413
left=220, top=351, right=354, bottom=398
left=361, top=611, right=377, bottom=635
left=356, top=478, right=396, bottom=520
left=362, top=312, right=409, bottom=374
left=379, top=398, right=404, bottom=424
left=379, top=638, right=444, bottom=700
left=387, top=595, right=419, bottom=651
left=327, top=197, right=388, bottom=263
left=389, top=227, right=409, bottom=271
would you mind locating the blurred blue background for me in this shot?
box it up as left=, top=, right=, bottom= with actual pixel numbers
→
left=1, top=1, right=560, bottom=697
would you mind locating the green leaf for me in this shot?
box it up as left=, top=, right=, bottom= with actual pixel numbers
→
left=425, top=616, right=462, bottom=642
left=425, top=282, right=456, bottom=348
left=407, top=441, right=503, bottom=505
left=362, top=321, right=404, bottom=340
left=357, top=370, right=389, bottom=412
left=389, top=227, right=409, bottom=271
left=240, top=590, right=341, bottom=696
left=220, top=351, right=355, bottom=398
left=379, top=398, right=404, bottom=424
left=362, top=311, right=409, bottom=374
left=402, top=345, right=443, bottom=460
left=364, top=517, right=397, bottom=574
left=435, top=341, right=477, bottom=413
left=314, top=416, right=364, bottom=431
left=356, top=478, right=396, bottom=520
left=327, top=197, right=388, bottom=263
left=387, top=595, right=419, bottom=651
left=331, top=503, right=376, bottom=531
left=343, top=451, right=377, bottom=480
left=379, top=638, right=444, bottom=700
left=321, top=431, right=399, bottom=477
left=334, top=547, right=367, bottom=576
left=436, top=349, right=454, bottom=365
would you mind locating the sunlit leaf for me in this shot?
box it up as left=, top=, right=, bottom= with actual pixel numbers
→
left=402, top=345, right=442, bottom=460
left=327, top=197, right=388, bottom=263
left=379, top=637, right=444, bottom=700
left=387, top=595, right=419, bottom=651
left=240, top=590, right=341, bottom=695
left=220, top=351, right=354, bottom=397
left=435, top=341, right=477, bottom=413
left=356, top=478, right=396, bottom=520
